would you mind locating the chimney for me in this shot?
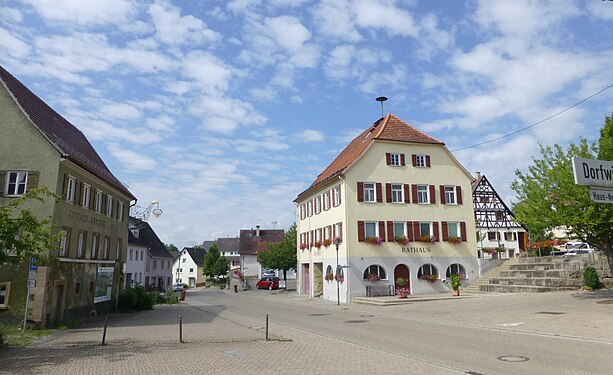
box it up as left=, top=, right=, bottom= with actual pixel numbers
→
left=475, top=171, right=481, bottom=180
left=256, top=225, right=260, bottom=238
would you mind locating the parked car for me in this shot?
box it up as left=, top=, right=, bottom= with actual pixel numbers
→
left=565, top=242, right=597, bottom=255
left=256, top=277, right=280, bottom=290
left=172, top=283, right=184, bottom=292
left=262, top=270, right=276, bottom=278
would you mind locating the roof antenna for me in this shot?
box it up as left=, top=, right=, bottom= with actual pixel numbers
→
left=375, top=96, right=388, bottom=118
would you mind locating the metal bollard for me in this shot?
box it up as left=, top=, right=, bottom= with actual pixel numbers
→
left=101, top=315, right=108, bottom=346
left=179, top=315, right=183, bottom=343
left=265, top=314, right=269, bottom=341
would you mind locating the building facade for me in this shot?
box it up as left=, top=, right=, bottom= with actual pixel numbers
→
left=0, top=65, right=135, bottom=326
left=126, top=231, right=147, bottom=288
left=172, top=247, right=207, bottom=288
left=295, top=114, right=478, bottom=303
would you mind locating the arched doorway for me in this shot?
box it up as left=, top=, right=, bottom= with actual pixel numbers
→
left=394, top=264, right=410, bottom=295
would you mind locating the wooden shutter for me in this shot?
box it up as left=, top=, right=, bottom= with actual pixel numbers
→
left=386, top=152, right=391, bottom=165
left=357, top=221, right=365, bottom=242
left=26, top=171, right=39, bottom=193
left=400, top=154, right=405, bottom=166
left=386, top=183, right=392, bottom=203
left=413, top=222, right=421, bottom=238
left=89, top=188, right=94, bottom=209
left=378, top=221, right=386, bottom=241
left=460, top=222, right=467, bottom=242
left=440, top=185, right=446, bottom=204
left=339, top=222, right=343, bottom=241
left=411, top=184, right=418, bottom=203
left=407, top=221, right=414, bottom=241
left=456, top=186, right=463, bottom=205
left=433, top=222, right=439, bottom=242
left=411, top=154, right=417, bottom=166
left=426, top=155, right=431, bottom=167
left=442, top=221, right=449, bottom=241
left=62, top=174, right=69, bottom=198
left=77, top=182, right=83, bottom=205
left=357, top=182, right=364, bottom=202
left=0, top=171, right=5, bottom=195
left=387, top=221, right=394, bottom=241
left=404, top=184, right=410, bottom=203
left=429, top=185, right=435, bottom=204
left=376, top=183, right=382, bottom=203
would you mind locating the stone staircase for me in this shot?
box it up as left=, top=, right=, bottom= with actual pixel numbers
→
left=463, top=256, right=584, bottom=293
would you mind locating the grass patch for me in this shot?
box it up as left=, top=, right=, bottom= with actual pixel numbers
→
left=0, top=325, right=52, bottom=347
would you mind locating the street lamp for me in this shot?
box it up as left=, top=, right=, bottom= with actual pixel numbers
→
left=334, top=237, right=341, bottom=305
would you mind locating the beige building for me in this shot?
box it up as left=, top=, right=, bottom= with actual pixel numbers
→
left=295, top=114, right=478, bottom=303
left=0, top=65, right=135, bottom=326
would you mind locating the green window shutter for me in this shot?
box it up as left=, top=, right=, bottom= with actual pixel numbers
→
left=26, top=171, right=39, bottom=192
left=0, top=170, right=5, bottom=195
left=62, top=174, right=68, bottom=199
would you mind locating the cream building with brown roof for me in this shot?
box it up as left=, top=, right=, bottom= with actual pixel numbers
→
left=295, top=114, right=478, bottom=303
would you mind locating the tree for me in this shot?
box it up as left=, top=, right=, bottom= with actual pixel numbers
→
left=165, top=243, right=179, bottom=252
left=202, top=244, right=229, bottom=281
left=259, top=223, right=297, bottom=284
left=512, top=115, right=613, bottom=273
left=0, top=187, right=62, bottom=264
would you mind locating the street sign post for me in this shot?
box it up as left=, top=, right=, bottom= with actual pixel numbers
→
left=589, top=188, right=613, bottom=204
left=24, top=256, right=38, bottom=331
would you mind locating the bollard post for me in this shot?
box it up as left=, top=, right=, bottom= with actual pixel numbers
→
left=101, top=315, right=108, bottom=346
left=179, top=315, right=183, bottom=343
left=265, top=314, right=269, bottom=341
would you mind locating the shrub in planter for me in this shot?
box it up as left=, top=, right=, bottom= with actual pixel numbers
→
left=583, top=266, right=601, bottom=289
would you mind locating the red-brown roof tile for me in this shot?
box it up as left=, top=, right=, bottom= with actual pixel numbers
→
left=295, top=114, right=443, bottom=201
left=0, top=65, right=135, bottom=199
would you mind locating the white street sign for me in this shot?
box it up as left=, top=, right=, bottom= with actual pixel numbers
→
left=572, top=157, right=613, bottom=189
left=28, top=270, right=36, bottom=279
left=27, top=280, right=35, bottom=288
left=589, top=188, right=613, bottom=204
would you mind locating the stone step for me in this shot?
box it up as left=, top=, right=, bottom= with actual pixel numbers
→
left=487, top=277, right=573, bottom=287
left=509, top=263, right=564, bottom=271
left=498, top=270, right=567, bottom=278
left=478, top=284, right=573, bottom=293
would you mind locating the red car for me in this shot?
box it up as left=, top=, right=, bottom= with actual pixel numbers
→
left=256, top=277, right=280, bottom=290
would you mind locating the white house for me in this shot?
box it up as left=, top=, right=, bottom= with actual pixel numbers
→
left=172, top=247, right=207, bottom=288
left=126, top=230, right=147, bottom=288
left=295, top=114, right=478, bottom=303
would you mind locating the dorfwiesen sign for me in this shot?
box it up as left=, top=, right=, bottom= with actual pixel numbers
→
left=572, top=157, right=613, bottom=189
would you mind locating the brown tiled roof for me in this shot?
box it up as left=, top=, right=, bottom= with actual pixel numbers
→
left=295, top=114, right=444, bottom=201
left=0, top=65, right=135, bottom=199
left=238, top=228, right=285, bottom=255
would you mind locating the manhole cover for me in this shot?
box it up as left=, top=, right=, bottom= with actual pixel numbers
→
left=597, top=300, right=613, bottom=305
left=498, top=356, right=529, bottom=362
left=536, top=311, right=565, bottom=315
left=344, top=320, right=368, bottom=323
left=307, top=313, right=330, bottom=316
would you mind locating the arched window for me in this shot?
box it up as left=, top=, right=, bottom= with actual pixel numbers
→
left=325, top=265, right=333, bottom=276
left=363, top=264, right=387, bottom=280
left=446, top=263, right=466, bottom=278
left=417, top=264, right=438, bottom=279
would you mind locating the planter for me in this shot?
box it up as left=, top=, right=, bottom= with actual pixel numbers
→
left=452, top=290, right=460, bottom=297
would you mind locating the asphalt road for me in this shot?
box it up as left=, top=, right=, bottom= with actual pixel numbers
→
left=188, top=288, right=613, bottom=375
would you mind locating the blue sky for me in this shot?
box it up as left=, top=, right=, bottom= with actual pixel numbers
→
left=1, top=0, right=612, bottom=248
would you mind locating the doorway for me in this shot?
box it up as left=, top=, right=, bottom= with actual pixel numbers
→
left=394, top=264, right=410, bottom=295
left=51, top=282, right=65, bottom=326
left=303, top=264, right=310, bottom=295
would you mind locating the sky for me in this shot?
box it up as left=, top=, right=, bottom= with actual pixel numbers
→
left=1, top=0, right=612, bottom=249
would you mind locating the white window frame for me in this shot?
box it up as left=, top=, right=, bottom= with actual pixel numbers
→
left=91, top=234, right=99, bottom=259
left=447, top=221, right=460, bottom=238
left=363, top=182, right=376, bottom=203
left=417, top=185, right=429, bottom=204
left=77, top=232, right=86, bottom=258
left=106, top=195, right=113, bottom=216
left=82, top=184, right=91, bottom=208
left=420, top=222, right=433, bottom=237
left=116, top=239, right=122, bottom=260
left=118, top=202, right=124, bottom=222
left=103, top=237, right=109, bottom=259
left=333, top=186, right=341, bottom=207
left=5, top=171, right=28, bottom=196
left=363, top=265, right=387, bottom=280
left=334, top=223, right=342, bottom=242
left=444, top=186, right=456, bottom=205
left=393, top=222, right=406, bottom=238
left=324, top=226, right=331, bottom=241
left=415, top=155, right=426, bottom=167
left=418, top=264, right=438, bottom=278
left=66, top=176, right=76, bottom=203
left=323, top=192, right=330, bottom=210
left=390, top=153, right=401, bottom=166
left=59, top=228, right=70, bottom=257
left=307, top=200, right=313, bottom=217
left=391, top=183, right=403, bottom=203
left=153, top=260, right=157, bottom=270
left=315, top=196, right=321, bottom=214
left=446, top=264, right=466, bottom=278
left=94, top=190, right=103, bottom=212
left=365, top=221, right=378, bottom=238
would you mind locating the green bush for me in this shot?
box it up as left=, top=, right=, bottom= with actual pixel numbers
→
left=583, top=266, right=601, bottom=289
left=118, top=285, right=156, bottom=312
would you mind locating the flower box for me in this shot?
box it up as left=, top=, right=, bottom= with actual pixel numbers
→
left=365, top=236, right=383, bottom=245
left=395, top=236, right=409, bottom=245
left=335, top=274, right=344, bottom=283
left=419, top=274, right=438, bottom=283
left=314, top=241, right=322, bottom=249
left=322, top=239, right=331, bottom=247
left=418, top=235, right=436, bottom=243
left=367, top=273, right=381, bottom=282
left=448, top=236, right=462, bottom=244
left=325, top=273, right=334, bottom=282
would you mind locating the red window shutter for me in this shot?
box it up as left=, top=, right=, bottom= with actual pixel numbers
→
left=386, top=183, right=392, bottom=203
left=429, top=185, right=435, bottom=204
left=426, top=155, right=431, bottom=167
left=387, top=221, right=394, bottom=241
left=411, top=184, right=418, bottom=203
left=357, top=221, right=365, bottom=242
left=411, top=154, right=417, bottom=166
left=386, top=152, right=391, bottom=165
left=378, top=221, right=386, bottom=241
left=440, top=185, right=446, bottom=204
left=456, top=186, right=463, bottom=205
left=357, top=182, right=364, bottom=202
left=404, top=184, right=410, bottom=203
left=400, top=154, right=406, bottom=166
left=433, top=222, right=439, bottom=242
left=407, top=221, right=414, bottom=241
left=331, top=189, right=336, bottom=207
left=442, top=221, right=449, bottom=241
left=376, top=183, right=383, bottom=203
left=413, top=222, right=421, bottom=238
left=460, top=222, right=467, bottom=242
left=339, top=222, right=343, bottom=241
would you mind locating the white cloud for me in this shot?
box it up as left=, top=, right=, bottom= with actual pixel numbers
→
left=148, top=0, right=221, bottom=46
left=265, top=16, right=311, bottom=52
left=98, top=102, right=142, bottom=121
left=107, top=143, right=158, bottom=170
left=586, top=1, right=613, bottom=21
left=312, top=0, right=361, bottom=41
left=182, top=51, right=233, bottom=94
left=146, top=115, right=176, bottom=132
left=0, top=7, right=23, bottom=23
left=296, top=129, right=324, bottom=142
left=21, top=0, right=137, bottom=26
left=358, top=65, right=407, bottom=94
left=353, top=0, right=418, bottom=38
left=0, top=28, right=31, bottom=58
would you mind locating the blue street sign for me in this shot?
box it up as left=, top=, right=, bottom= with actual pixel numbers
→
left=29, top=256, right=38, bottom=271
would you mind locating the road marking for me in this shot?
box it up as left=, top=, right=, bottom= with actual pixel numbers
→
left=497, top=322, right=524, bottom=327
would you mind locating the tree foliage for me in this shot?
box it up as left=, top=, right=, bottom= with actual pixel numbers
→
left=259, top=223, right=297, bottom=282
left=202, top=244, right=228, bottom=279
left=511, top=114, right=613, bottom=273
left=165, top=243, right=179, bottom=252
left=0, top=187, right=62, bottom=264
